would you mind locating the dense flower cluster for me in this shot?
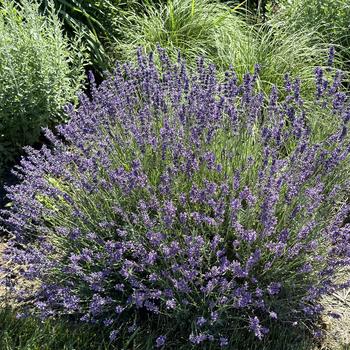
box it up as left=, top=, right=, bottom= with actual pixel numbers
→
left=1, top=48, right=350, bottom=348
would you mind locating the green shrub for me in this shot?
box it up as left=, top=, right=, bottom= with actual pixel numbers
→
left=0, top=0, right=85, bottom=167
left=38, top=0, right=137, bottom=73
left=114, top=0, right=339, bottom=96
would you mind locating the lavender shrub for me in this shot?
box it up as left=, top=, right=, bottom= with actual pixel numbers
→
left=1, top=49, right=350, bottom=348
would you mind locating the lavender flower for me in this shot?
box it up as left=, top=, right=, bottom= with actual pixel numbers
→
left=249, top=316, right=268, bottom=340
left=219, top=337, right=229, bottom=347
left=1, top=48, right=350, bottom=348
left=267, top=282, right=282, bottom=296
left=196, top=316, right=207, bottom=327
left=156, top=335, right=167, bottom=348
left=109, top=330, right=118, bottom=341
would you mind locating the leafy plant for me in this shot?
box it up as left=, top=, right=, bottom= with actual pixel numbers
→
left=2, top=49, right=350, bottom=349
left=0, top=0, right=85, bottom=167
left=38, top=0, right=139, bottom=73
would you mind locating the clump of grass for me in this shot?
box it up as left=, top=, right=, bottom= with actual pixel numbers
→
left=114, top=0, right=340, bottom=96
left=252, top=23, right=341, bottom=95
left=267, top=0, right=350, bottom=66
left=115, top=0, right=252, bottom=72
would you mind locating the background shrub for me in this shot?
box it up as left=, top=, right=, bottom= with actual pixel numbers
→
left=37, top=0, right=137, bottom=74
left=0, top=0, right=85, bottom=169
left=2, top=50, right=350, bottom=349
left=36, top=0, right=170, bottom=74
left=114, top=0, right=340, bottom=96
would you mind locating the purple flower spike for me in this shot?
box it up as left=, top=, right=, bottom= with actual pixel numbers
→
left=156, top=335, right=167, bottom=348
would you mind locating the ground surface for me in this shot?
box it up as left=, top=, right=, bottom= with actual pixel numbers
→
left=321, top=274, right=350, bottom=350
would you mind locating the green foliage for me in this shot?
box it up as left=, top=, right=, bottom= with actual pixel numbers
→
left=0, top=0, right=85, bottom=167
left=115, top=0, right=253, bottom=74
left=0, top=307, right=314, bottom=350
left=114, top=0, right=338, bottom=96
left=267, top=0, right=350, bottom=63
left=251, top=23, right=337, bottom=94
left=39, top=0, right=139, bottom=73
left=0, top=307, right=112, bottom=350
